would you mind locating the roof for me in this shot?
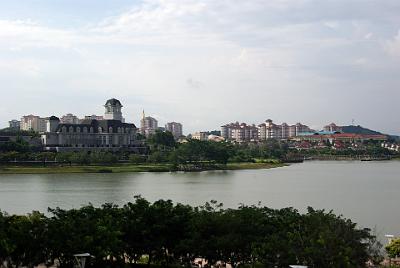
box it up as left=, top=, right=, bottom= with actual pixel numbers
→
left=56, top=119, right=136, bottom=133
left=49, top=116, right=60, bottom=121
left=105, top=98, right=122, bottom=106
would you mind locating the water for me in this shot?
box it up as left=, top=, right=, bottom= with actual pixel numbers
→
left=0, top=161, right=399, bottom=239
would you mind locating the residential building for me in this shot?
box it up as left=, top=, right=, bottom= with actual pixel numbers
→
left=323, top=123, right=342, bottom=133
left=8, top=120, right=20, bottom=130
left=60, top=113, right=80, bottom=124
left=221, top=122, right=258, bottom=142
left=41, top=98, right=139, bottom=152
left=140, top=111, right=158, bottom=137
left=192, top=132, right=208, bottom=141
left=165, top=122, right=183, bottom=139
left=259, top=120, right=312, bottom=140
left=20, top=115, right=47, bottom=132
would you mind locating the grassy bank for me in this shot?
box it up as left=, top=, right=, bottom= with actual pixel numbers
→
left=0, top=162, right=285, bottom=174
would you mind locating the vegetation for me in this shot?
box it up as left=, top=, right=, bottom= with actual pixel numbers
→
left=386, top=238, right=400, bottom=259
left=0, top=197, right=379, bottom=268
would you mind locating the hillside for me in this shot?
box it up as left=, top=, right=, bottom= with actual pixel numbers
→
left=341, top=125, right=384, bottom=135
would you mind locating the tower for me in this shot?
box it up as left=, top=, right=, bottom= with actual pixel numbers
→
left=104, top=98, right=124, bottom=122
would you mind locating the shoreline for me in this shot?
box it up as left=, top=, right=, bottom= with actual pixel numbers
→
left=0, top=162, right=286, bottom=175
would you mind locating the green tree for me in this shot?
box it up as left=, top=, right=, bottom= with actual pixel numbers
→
left=386, top=238, right=400, bottom=259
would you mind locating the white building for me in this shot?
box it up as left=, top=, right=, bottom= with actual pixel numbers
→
left=165, top=122, right=183, bottom=139
left=191, top=132, right=208, bottom=141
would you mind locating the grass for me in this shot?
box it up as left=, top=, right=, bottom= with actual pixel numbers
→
left=0, top=162, right=285, bottom=174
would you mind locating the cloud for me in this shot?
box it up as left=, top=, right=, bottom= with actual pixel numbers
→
left=0, top=0, right=400, bottom=134
left=385, top=30, right=400, bottom=57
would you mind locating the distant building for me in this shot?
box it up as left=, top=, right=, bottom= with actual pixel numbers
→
left=192, top=132, right=208, bottom=141
left=8, top=120, right=20, bottom=130
left=140, top=111, right=158, bottom=137
left=20, top=115, right=47, bottom=132
left=165, top=122, right=183, bottom=139
left=291, top=133, right=388, bottom=143
left=60, top=113, right=80, bottom=124
left=104, top=98, right=125, bottom=122
left=41, top=99, right=139, bottom=152
left=207, top=135, right=225, bottom=142
left=258, top=119, right=311, bottom=140
left=323, top=123, right=342, bottom=133
left=221, top=122, right=258, bottom=142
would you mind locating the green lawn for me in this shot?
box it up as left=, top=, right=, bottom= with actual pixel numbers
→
left=0, top=162, right=285, bottom=174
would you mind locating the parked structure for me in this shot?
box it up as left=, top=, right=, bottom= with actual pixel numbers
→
left=165, top=122, right=183, bottom=139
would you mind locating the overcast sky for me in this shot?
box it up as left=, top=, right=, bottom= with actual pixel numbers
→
left=0, top=0, right=399, bottom=135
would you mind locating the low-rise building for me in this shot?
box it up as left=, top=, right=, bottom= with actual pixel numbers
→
left=192, top=132, right=208, bottom=141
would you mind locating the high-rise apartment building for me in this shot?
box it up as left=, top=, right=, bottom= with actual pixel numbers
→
left=140, top=111, right=158, bottom=137
left=221, top=122, right=259, bottom=142
left=20, top=115, right=47, bottom=132
left=258, top=120, right=312, bottom=140
left=165, top=122, right=183, bottom=139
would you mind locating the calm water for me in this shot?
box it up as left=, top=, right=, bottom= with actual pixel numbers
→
left=0, top=161, right=399, bottom=239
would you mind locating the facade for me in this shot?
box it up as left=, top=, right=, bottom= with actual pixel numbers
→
left=192, top=132, right=208, bottom=141
left=140, top=111, right=158, bottom=137
left=291, top=133, right=388, bottom=143
left=323, top=123, right=342, bottom=133
left=60, top=113, right=80, bottom=124
left=84, top=115, right=104, bottom=121
left=165, top=122, right=183, bottom=139
left=8, top=120, right=20, bottom=130
left=221, top=122, right=258, bottom=142
left=20, top=115, right=47, bottom=132
left=258, top=120, right=312, bottom=141
left=104, top=98, right=124, bottom=122
left=41, top=99, right=139, bottom=152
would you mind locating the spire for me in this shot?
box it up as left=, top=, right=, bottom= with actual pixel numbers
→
left=142, top=110, right=145, bottom=120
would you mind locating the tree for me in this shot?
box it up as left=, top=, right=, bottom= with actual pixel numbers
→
left=386, top=238, right=400, bottom=259
left=148, top=130, right=176, bottom=148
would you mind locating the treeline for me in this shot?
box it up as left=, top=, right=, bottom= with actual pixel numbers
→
left=0, top=197, right=381, bottom=268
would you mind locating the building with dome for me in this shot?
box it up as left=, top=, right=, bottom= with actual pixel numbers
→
left=41, top=99, right=140, bottom=152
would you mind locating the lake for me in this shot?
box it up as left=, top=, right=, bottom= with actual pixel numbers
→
left=0, top=160, right=399, bottom=240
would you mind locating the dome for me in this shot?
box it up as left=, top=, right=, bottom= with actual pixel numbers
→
left=105, top=98, right=122, bottom=106
left=49, top=116, right=60, bottom=121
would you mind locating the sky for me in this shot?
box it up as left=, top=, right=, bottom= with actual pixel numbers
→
left=0, top=0, right=400, bottom=135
